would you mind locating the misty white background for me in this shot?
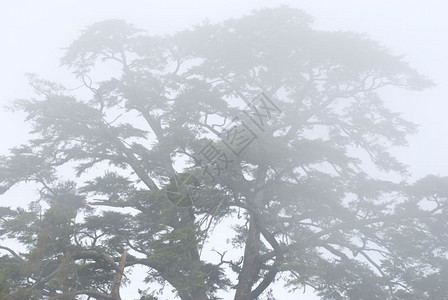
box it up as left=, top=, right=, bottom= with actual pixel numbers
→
left=0, top=1, right=447, bottom=299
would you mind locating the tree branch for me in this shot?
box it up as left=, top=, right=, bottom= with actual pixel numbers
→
left=0, top=245, right=23, bottom=261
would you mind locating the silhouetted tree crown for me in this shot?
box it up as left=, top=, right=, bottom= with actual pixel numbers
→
left=1, top=7, right=446, bottom=300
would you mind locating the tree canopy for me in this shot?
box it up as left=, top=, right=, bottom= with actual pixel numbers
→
left=1, top=7, right=447, bottom=300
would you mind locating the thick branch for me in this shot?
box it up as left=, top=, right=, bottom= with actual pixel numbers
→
left=72, top=249, right=120, bottom=273
left=248, top=261, right=280, bottom=300
left=98, top=121, right=160, bottom=191
left=305, top=212, right=422, bottom=245
left=0, top=245, right=23, bottom=261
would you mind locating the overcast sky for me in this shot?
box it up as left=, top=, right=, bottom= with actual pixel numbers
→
left=0, top=1, right=447, bottom=299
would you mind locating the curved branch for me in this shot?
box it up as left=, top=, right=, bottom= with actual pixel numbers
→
left=248, top=261, right=280, bottom=300
left=0, top=245, right=23, bottom=261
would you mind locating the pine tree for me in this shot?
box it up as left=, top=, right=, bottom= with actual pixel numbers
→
left=1, top=7, right=447, bottom=300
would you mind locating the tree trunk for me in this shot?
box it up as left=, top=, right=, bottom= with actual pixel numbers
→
left=234, top=218, right=261, bottom=300
left=234, top=164, right=267, bottom=300
left=112, top=250, right=127, bottom=300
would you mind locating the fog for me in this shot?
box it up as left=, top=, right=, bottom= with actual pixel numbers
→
left=0, top=1, right=447, bottom=299
left=2, top=1, right=447, bottom=175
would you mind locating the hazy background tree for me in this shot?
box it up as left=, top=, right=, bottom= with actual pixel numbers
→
left=1, top=7, right=447, bottom=300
